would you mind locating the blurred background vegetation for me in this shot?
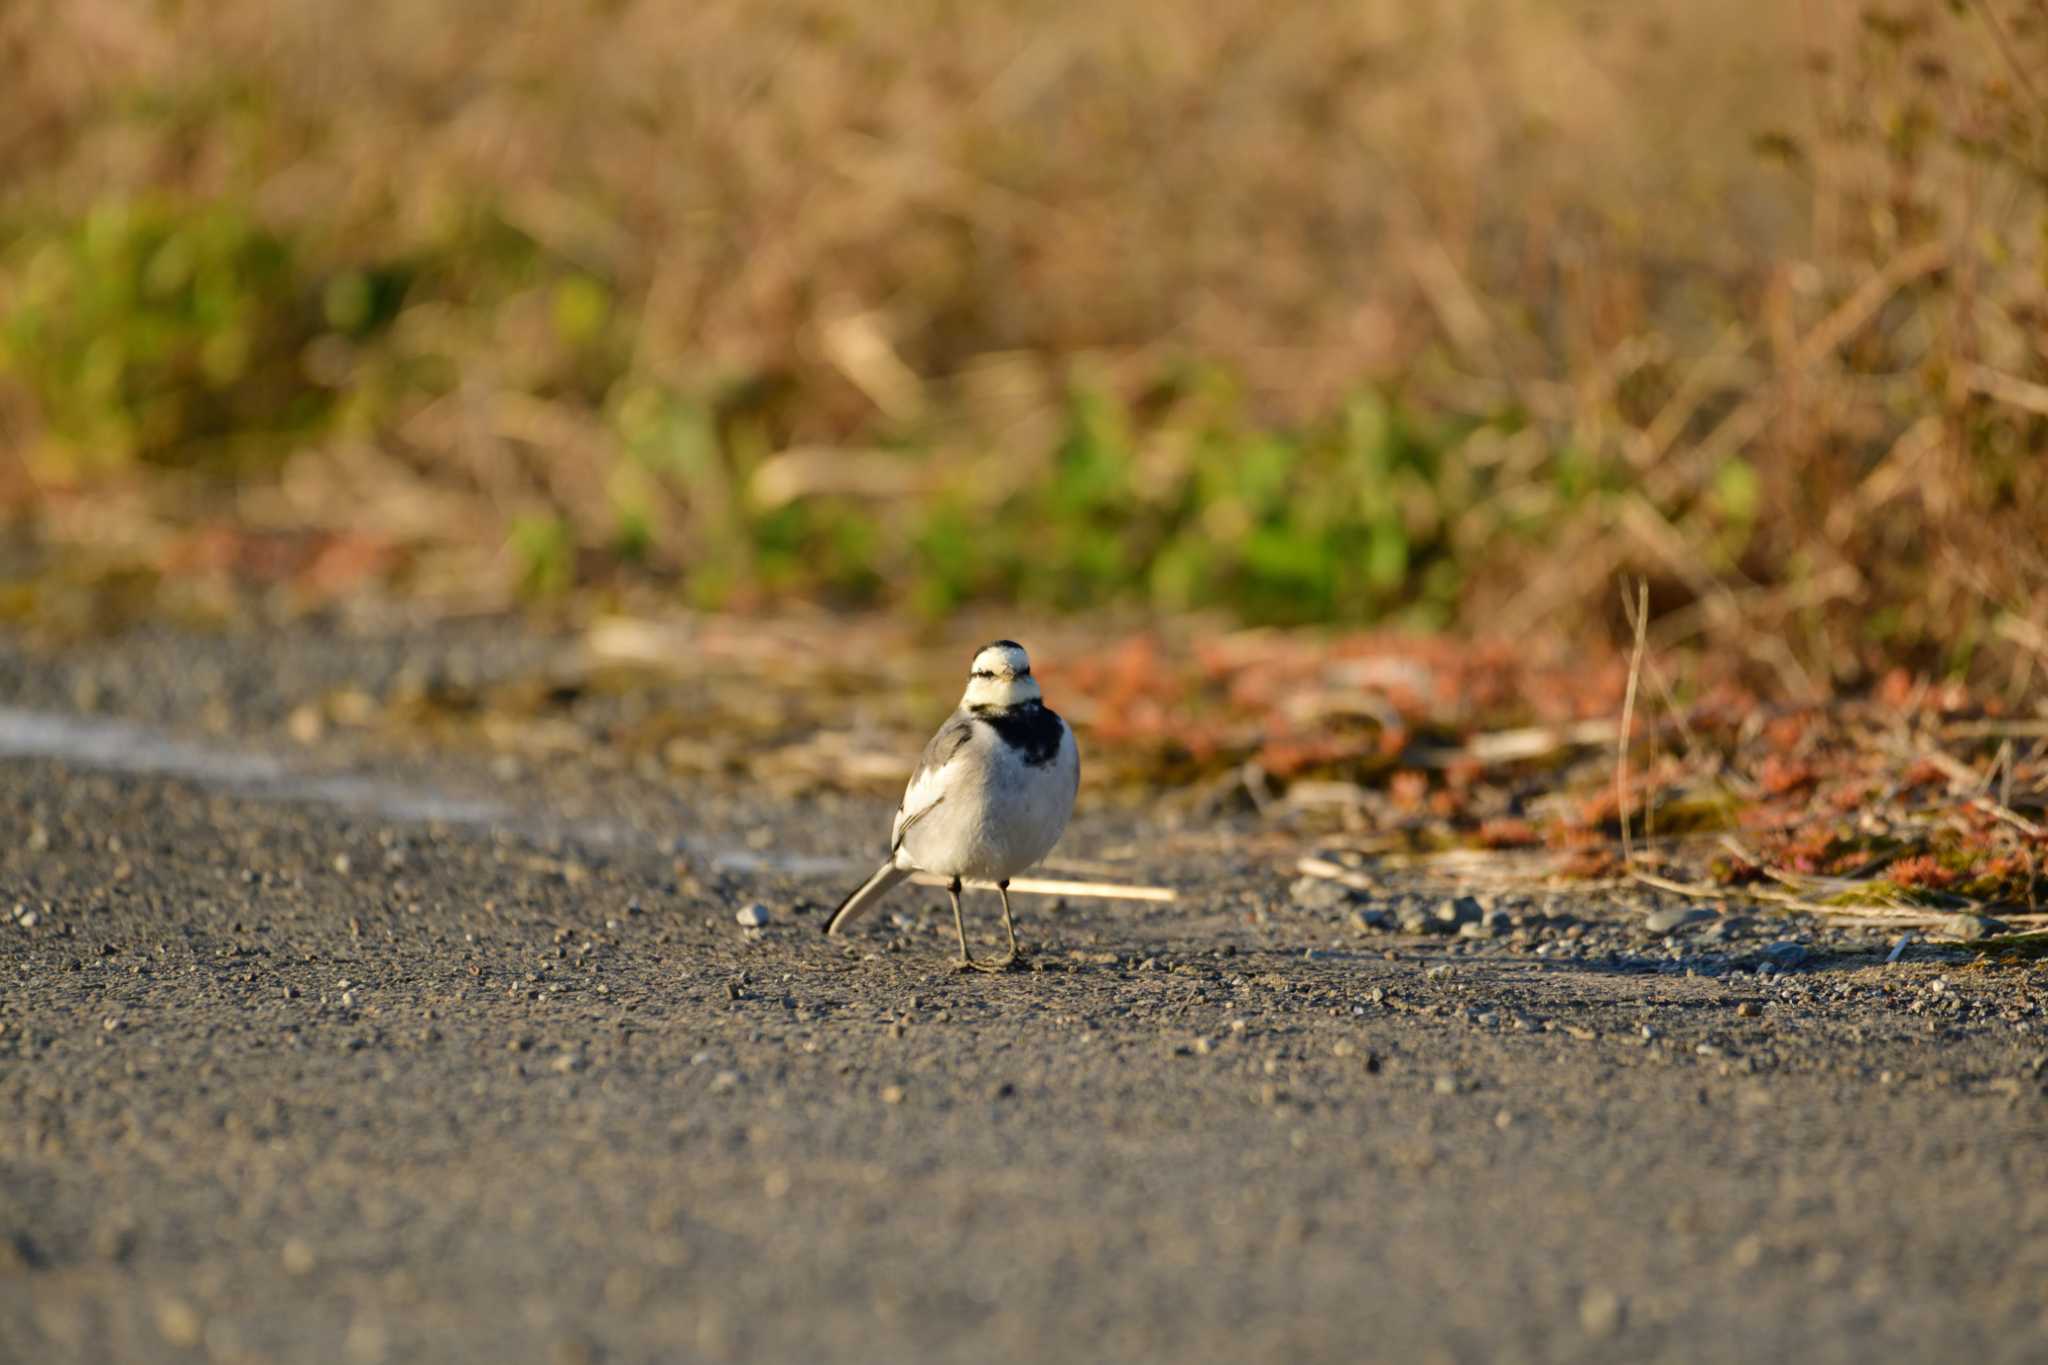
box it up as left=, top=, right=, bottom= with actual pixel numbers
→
left=0, top=0, right=2044, bottom=698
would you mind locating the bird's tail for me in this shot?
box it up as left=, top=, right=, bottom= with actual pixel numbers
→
left=824, top=862, right=909, bottom=936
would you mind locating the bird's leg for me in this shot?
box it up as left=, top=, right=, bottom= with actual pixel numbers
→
left=948, top=878, right=978, bottom=971
left=953, top=879, right=1019, bottom=973
left=992, top=880, right=1020, bottom=968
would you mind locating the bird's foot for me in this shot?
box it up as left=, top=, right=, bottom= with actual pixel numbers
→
left=952, top=949, right=1021, bottom=974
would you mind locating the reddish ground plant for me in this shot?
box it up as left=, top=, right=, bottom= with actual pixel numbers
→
left=1884, top=856, right=1959, bottom=892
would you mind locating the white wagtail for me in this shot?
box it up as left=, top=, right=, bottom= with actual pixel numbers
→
left=825, top=640, right=1078, bottom=971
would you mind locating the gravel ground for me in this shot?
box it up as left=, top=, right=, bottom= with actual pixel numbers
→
left=3, top=622, right=2047, bottom=1364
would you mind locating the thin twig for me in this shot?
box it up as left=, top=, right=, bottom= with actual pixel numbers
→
left=1963, top=0, right=2047, bottom=120
left=1617, top=577, right=1650, bottom=868
left=1294, top=856, right=1380, bottom=893
left=1942, top=719, right=2048, bottom=740
left=1960, top=363, right=2048, bottom=419
left=1629, top=869, right=1729, bottom=899
left=1918, top=746, right=1985, bottom=790
left=1642, top=652, right=1704, bottom=766
left=1914, top=744, right=2045, bottom=834
left=1406, top=719, right=1621, bottom=768
left=1649, top=241, right=1950, bottom=503
left=908, top=873, right=1177, bottom=903
left=1971, top=796, right=2045, bottom=839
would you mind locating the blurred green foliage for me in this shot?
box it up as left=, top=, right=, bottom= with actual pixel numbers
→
left=2, top=199, right=328, bottom=471
left=0, top=190, right=1531, bottom=625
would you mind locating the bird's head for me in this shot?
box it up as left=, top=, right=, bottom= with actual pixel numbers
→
left=962, top=639, right=1041, bottom=709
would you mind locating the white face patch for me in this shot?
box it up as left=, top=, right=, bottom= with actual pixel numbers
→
left=963, top=640, right=1040, bottom=708
left=969, top=641, right=1032, bottom=680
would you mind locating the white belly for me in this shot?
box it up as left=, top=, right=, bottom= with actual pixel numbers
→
left=898, top=724, right=1077, bottom=881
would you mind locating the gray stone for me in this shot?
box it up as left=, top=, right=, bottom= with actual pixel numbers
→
left=1289, top=875, right=1360, bottom=911
left=1434, top=897, right=1484, bottom=929
left=1644, top=906, right=1714, bottom=935
left=735, top=904, right=771, bottom=928
left=1458, top=919, right=1498, bottom=940
left=1759, top=941, right=1809, bottom=970
left=1946, top=914, right=2009, bottom=942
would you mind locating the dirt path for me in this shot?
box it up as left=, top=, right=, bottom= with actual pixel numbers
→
left=2, top=625, right=2045, bottom=1363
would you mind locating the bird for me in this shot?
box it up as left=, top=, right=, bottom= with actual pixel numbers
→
left=824, top=640, right=1079, bottom=971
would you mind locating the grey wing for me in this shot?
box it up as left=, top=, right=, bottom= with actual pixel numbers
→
left=890, top=714, right=976, bottom=854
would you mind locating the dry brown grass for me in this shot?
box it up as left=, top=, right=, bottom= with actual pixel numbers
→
left=3, top=1, right=1814, bottom=402
left=1, top=0, right=2044, bottom=697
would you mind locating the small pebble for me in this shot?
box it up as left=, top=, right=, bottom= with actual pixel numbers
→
left=1644, top=906, right=1713, bottom=935
left=287, top=704, right=325, bottom=744
left=735, top=904, right=770, bottom=928
left=156, top=1299, right=203, bottom=1347
left=881, top=1084, right=906, bottom=1105
left=1289, top=876, right=1359, bottom=912
left=93, top=1222, right=135, bottom=1263
left=281, top=1238, right=316, bottom=1276
left=1579, top=1287, right=1623, bottom=1339
left=1737, top=1002, right=1761, bottom=1019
